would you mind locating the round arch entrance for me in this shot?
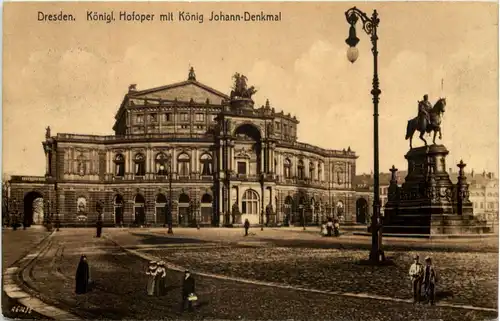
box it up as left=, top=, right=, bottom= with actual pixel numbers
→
left=23, top=192, right=44, bottom=227
left=356, top=198, right=369, bottom=224
left=200, top=193, right=213, bottom=226
left=134, top=194, right=146, bottom=226
left=178, top=193, right=191, bottom=227
left=284, top=196, right=293, bottom=226
left=114, top=195, right=124, bottom=226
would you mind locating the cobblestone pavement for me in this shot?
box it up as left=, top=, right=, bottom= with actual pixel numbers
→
left=12, top=228, right=499, bottom=320
left=2, top=227, right=52, bottom=319
left=2, top=227, right=51, bottom=272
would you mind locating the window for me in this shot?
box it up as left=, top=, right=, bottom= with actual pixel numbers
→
left=242, top=189, right=259, bottom=214
left=114, top=154, right=125, bottom=177
left=136, top=114, right=144, bottom=124
left=177, top=153, right=190, bottom=177
left=318, top=163, right=323, bottom=181
left=155, top=153, right=169, bottom=175
left=195, top=113, right=205, bottom=122
left=134, top=153, right=146, bottom=176
left=150, top=113, right=158, bottom=123
left=237, top=161, right=247, bottom=175
left=275, top=121, right=280, bottom=130
left=196, top=125, right=204, bottom=130
left=163, top=113, right=171, bottom=122
left=200, top=154, right=213, bottom=175
left=181, top=125, right=189, bottom=129
left=298, top=160, right=305, bottom=180
left=180, top=113, right=189, bottom=122
left=309, top=162, right=315, bottom=180
left=284, top=158, right=291, bottom=179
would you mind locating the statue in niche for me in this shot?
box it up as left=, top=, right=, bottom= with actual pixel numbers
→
left=77, top=154, right=86, bottom=176
left=267, top=122, right=274, bottom=136
left=231, top=202, right=240, bottom=224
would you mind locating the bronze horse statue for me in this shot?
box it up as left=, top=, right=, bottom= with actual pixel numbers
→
left=405, top=98, right=446, bottom=149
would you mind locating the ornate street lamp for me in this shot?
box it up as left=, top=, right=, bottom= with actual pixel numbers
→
left=345, top=7, right=383, bottom=263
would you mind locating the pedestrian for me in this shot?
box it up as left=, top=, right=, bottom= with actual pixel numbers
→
left=320, top=221, right=327, bottom=236
left=155, top=261, right=167, bottom=296
left=423, top=256, right=438, bottom=305
left=333, top=219, right=340, bottom=237
left=180, top=270, right=196, bottom=312
left=75, top=255, right=91, bottom=294
left=244, top=219, right=250, bottom=236
left=146, top=261, right=158, bottom=296
left=326, top=218, right=333, bottom=236
left=55, top=216, right=61, bottom=231
left=96, top=219, right=103, bottom=238
left=408, top=254, right=424, bottom=303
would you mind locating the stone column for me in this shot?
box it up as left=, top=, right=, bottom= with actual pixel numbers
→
left=260, top=140, right=264, bottom=173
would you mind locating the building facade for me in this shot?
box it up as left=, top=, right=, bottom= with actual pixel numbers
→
left=8, top=69, right=364, bottom=227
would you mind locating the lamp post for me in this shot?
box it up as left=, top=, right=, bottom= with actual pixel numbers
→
left=345, top=7, right=382, bottom=263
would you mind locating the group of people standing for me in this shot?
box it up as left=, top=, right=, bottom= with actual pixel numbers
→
left=321, top=218, right=340, bottom=237
left=409, top=255, right=438, bottom=305
left=75, top=256, right=197, bottom=313
left=146, top=261, right=168, bottom=296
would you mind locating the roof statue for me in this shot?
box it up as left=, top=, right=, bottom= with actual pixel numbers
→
left=45, top=126, right=51, bottom=139
left=230, top=73, right=257, bottom=100
left=188, top=67, right=196, bottom=81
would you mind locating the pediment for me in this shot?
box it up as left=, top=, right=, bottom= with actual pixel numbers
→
left=131, top=80, right=229, bottom=105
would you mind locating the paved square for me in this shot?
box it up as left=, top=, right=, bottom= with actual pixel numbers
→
left=3, top=227, right=498, bottom=320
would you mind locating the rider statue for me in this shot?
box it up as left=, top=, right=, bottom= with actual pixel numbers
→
left=418, top=94, right=433, bottom=130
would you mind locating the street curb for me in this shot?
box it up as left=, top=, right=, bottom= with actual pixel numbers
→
left=105, top=233, right=498, bottom=314
left=3, top=230, right=81, bottom=320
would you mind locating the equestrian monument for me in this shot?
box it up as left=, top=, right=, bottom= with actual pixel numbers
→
left=382, top=95, right=493, bottom=236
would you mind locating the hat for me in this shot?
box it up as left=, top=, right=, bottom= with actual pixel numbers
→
left=424, top=256, right=431, bottom=262
left=413, top=255, right=419, bottom=260
left=185, top=269, right=190, bottom=273
left=149, top=261, right=157, bottom=265
left=158, top=261, right=165, bottom=266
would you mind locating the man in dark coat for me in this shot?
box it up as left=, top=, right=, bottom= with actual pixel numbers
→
left=181, top=270, right=196, bottom=312
left=96, top=219, right=103, bottom=238
left=75, top=255, right=91, bottom=294
left=244, top=219, right=250, bottom=236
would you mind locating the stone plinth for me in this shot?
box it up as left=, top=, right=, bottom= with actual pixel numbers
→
left=383, top=145, right=492, bottom=236
left=230, top=98, right=254, bottom=110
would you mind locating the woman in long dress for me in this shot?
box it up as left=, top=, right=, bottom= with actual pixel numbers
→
left=75, top=255, right=91, bottom=294
left=146, top=261, right=158, bottom=296
left=154, top=261, right=167, bottom=296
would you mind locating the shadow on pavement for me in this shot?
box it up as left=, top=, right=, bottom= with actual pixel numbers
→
left=129, top=232, right=210, bottom=245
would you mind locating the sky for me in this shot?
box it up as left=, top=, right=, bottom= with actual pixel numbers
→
left=3, top=1, right=498, bottom=177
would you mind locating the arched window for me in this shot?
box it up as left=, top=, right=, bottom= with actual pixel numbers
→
left=242, top=189, right=259, bottom=215
left=298, top=160, right=305, bottom=180
left=114, top=154, right=125, bottom=177
left=284, top=158, right=291, bottom=179
left=155, top=153, right=169, bottom=175
left=309, top=162, right=315, bottom=180
left=318, top=163, right=323, bottom=181
left=200, top=153, right=213, bottom=176
left=134, top=153, right=146, bottom=176
left=177, top=153, right=190, bottom=177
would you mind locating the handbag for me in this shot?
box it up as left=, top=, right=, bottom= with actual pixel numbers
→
left=188, top=293, right=198, bottom=301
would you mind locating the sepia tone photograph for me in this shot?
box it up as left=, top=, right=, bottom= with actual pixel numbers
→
left=2, top=1, right=499, bottom=320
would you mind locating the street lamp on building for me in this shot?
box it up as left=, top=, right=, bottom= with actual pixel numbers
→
left=345, top=7, right=382, bottom=263
left=160, top=163, right=174, bottom=234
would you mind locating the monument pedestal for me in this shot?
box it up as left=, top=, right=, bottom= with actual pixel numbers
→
left=383, top=145, right=493, bottom=236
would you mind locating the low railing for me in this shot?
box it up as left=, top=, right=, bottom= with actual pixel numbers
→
left=278, top=140, right=357, bottom=158
left=10, top=175, right=47, bottom=183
